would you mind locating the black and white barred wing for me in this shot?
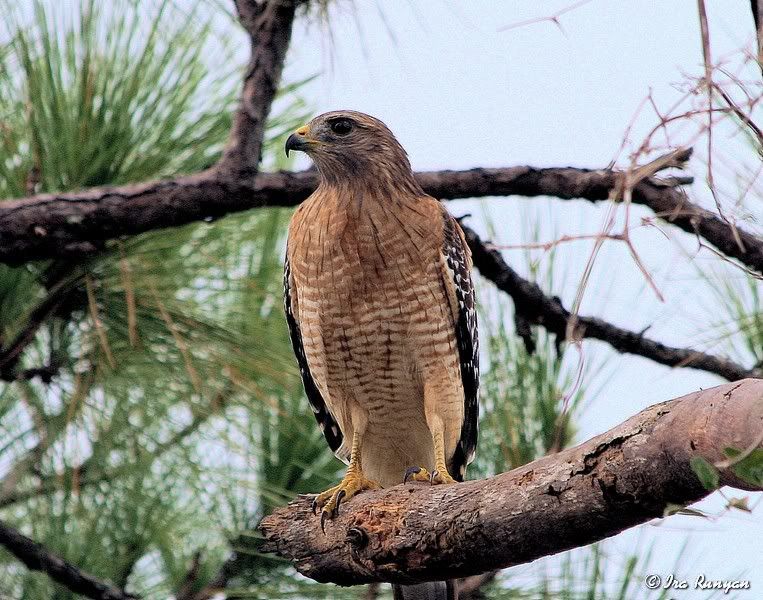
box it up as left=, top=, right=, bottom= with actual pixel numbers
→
left=283, top=253, right=344, bottom=456
left=441, top=210, right=479, bottom=482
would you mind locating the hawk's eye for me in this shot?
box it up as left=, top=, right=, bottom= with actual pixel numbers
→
left=330, top=119, right=353, bottom=135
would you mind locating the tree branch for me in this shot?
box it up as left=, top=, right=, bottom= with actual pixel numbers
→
left=0, top=518, right=137, bottom=600
left=462, top=225, right=759, bottom=381
left=0, top=282, right=74, bottom=377
left=259, top=380, right=763, bottom=586
left=3, top=164, right=762, bottom=274
left=217, top=0, right=300, bottom=176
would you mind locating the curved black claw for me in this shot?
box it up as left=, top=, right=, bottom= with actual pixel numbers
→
left=320, top=510, right=329, bottom=534
left=333, top=489, right=346, bottom=517
left=311, top=498, right=318, bottom=515
left=429, top=468, right=456, bottom=485
left=404, top=466, right=421, bottom=483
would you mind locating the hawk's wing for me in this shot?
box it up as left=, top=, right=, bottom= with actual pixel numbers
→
left=283, top=253, right=344, bottom=455
left=441, top=211, right=479, bottom=481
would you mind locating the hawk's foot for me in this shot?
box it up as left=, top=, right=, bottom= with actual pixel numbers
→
left=403, top=466, right=431, bottom=483
left=404, top=466, right=456, bottom=485
left=430, top=468, right=456, bottom=485
left=312, top=473, right=380, bottom=532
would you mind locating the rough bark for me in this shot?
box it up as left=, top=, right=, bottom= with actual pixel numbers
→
left=3, top=167, right=763, bottom=275
left=217, top=0, right=300, bottom=176
left=0, top=519, right=137, bottom=600
left=462, top=225, right=759, bottom=382
left=260, top=379, right=763, bottom=586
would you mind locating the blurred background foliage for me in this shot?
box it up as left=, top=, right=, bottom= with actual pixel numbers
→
left=0, top=1, right=756, bottom=599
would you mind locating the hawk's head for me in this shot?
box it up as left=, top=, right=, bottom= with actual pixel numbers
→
left=285, top=110, right=417, bottom=189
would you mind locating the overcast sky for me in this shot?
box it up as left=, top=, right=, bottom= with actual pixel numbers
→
left=281, top=1, right=762, bottom=593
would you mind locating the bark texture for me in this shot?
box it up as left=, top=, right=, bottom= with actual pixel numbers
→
left=217, top=0, right=300, bottom=175
left=260, top=380, right=763, bottom=586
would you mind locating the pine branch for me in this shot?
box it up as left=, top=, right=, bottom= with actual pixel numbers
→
left=0, top=519, right=138, bottom=600
left=0, top=391, right=227, bottom=508
left=259, top=380, right=763, bottom=586
left=462, top=225, right=759, bottom=381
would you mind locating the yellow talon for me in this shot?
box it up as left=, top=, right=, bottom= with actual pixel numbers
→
left=312, top=472, right=380, bottom=531
left=404, top=466, right=432, bottom=483
left=430, top=468, right=456, bottom=485
left=404, top=465, right=456, bottom=485
left=311, top=428, right=380, bottom=530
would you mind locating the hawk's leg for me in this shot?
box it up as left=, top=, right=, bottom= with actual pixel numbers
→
left=312, top=429, right=380, bottom=530
left=430, top=426, right=457, bottom=485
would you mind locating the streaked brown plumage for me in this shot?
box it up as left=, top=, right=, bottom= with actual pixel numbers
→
left=283, top=111, right=478, bottom=521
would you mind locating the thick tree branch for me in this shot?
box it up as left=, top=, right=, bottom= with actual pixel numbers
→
left=259, top=380, right=763, bottom=586
left=0, top=518, right=137, bottom=600
left=3, top=165, right=763, bottom=275
left=462, top=225, right=760, bottom=381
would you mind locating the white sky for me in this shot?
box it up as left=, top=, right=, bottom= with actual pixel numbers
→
left=282, top=0, right=762, bottom=594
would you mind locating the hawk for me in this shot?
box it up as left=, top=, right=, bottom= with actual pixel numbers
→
left=283, top=111, right=479, bottom=599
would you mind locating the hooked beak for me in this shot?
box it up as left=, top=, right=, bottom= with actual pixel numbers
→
left=285, top=125, right=313, bottom=157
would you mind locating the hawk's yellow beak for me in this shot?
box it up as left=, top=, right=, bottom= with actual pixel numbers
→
left=285, top=125, right=312, bottom=157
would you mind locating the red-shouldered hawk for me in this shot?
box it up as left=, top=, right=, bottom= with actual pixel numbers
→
left=283, top=111, right=479, bottom=599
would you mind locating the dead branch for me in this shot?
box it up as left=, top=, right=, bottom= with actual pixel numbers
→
left=0, top=518, right=137, bottom=600
left=260, top=380, right=763, bottom=586
left=462, top=225, right=759, bottom=381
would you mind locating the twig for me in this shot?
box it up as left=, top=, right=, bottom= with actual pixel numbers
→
left=498, top=0, right=595, bottom=33
left=85, top=275, right=116, bottom=369
left=695, top=0, right=741, bottom=247
left=715, top=84, right=763, bottom=148
left=0, top=362, right=61, bottom=383
left=0, top=519, right=138, bottom=600
left=0, top=287, right=69, bottom=376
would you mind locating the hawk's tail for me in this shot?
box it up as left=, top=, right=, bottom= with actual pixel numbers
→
left=392, top=580, right=457, bottom=600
